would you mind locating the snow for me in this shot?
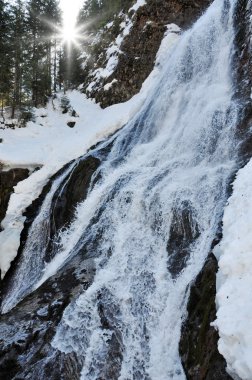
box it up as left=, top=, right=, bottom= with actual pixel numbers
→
left=104, top=79, right=118, bottom=91
left=0, top=26, right=181, bottom=279
left=214, top=158, right=252, bottom=380
left=129, top=0, right=146, bottom=12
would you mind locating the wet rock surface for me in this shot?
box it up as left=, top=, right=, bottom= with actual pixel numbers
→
left=179, top=254, right=232, bottom=380
left=167, top=203, right=200, bottom=278
left=0, top=251, right=95, bottom=380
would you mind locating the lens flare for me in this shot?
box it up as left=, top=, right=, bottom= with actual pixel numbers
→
left=60, top=0, right=83, bottom=45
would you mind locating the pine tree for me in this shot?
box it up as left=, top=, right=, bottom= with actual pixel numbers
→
left=0, top=0, right=12, bottom=118
left=27, top=0, right=61, bottom=107
left=9, top=0, right=27, bottom=118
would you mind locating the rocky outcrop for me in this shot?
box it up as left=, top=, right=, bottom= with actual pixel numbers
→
left=0, top=169, right=29, bottom=228
left=83, top=0, right=211, bottom=107
left=179, top=254, right=232, bottom=380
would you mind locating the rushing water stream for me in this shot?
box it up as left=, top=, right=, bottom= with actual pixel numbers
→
left=1, top=0, right=239, bottom=378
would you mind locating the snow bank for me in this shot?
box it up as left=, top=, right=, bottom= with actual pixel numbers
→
left=0, top=26, right=180, bottom=278
left=214, top=158, right=252, bottom=380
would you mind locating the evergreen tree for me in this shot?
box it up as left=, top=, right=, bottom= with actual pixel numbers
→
left=0, top=0, right=12, bottom=117
left=9, top=0, right=27, bottom=118
left=27, top=0, right=60, bottom=107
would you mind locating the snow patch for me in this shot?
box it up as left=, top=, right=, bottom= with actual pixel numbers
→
left=129, top=0, right=146, bottom=12
left=214, top=158, right=252, bottom=380
left=104, top=79, right=118, bottom=91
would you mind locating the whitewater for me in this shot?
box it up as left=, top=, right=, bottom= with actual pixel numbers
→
left=1, top=0, right=240, bottom=378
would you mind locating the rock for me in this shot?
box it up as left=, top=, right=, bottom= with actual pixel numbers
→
left=179, top=254, right=232, bottom=380
left=167, top=202, right=200, bottom=278
left=83, top=0, right=211, bottom=108
left=0, top=251, right=95, bottom=379
left=67, top=121, right=76, bottom=128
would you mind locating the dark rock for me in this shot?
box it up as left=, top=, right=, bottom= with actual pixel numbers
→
left=84, top=0, right=212, bottom=108
left=0, top=250, right=96, bottom=379
left=71, top=110, right=78, bottom=117
left=167, top=202, right=200, bottom=278
left=46, top=155, right=101, bottom=260
left=179, top=254, right=232, bottom=380
left=67, top=121, right=76, bottom=128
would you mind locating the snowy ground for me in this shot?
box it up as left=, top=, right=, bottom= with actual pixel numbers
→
left=0, top=26, right=180, bottom=278
left=214, top=159, right=252, bottom=380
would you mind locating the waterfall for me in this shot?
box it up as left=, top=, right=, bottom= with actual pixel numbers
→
left=1, top=0, right=239, bottom=378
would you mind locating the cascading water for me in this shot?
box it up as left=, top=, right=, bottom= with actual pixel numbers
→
left=1, top=0, right=239, bottom=378
left=1, top=161, right=78, bottom=313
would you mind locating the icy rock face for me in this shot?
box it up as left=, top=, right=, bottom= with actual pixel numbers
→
left=0, top=169, right=29, bottom=279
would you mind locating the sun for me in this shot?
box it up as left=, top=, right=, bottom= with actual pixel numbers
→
left=60, top=0, right=83, bottom=45
left=60, top=25, right=80, bottom=45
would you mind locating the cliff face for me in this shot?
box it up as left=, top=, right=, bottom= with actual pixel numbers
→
left=81, top=0, right=211, bottom=107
